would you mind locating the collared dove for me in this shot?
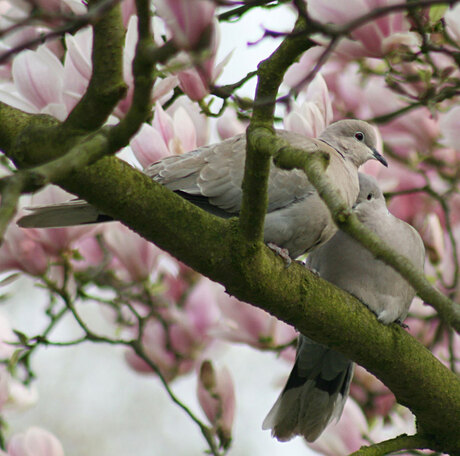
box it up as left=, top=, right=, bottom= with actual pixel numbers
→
left=262, top=173, right=425, bottom=442
left=18, top=120, right=387, bottom=259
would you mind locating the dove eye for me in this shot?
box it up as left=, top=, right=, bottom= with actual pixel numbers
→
left=355, top=132, right=364, bottom=141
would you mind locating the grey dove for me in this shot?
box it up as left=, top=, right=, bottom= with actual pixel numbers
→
left=18, top=120, right=387, bottom=259
left=262, top=173, right=425, bottom=442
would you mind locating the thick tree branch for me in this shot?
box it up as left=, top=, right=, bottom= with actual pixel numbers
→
left=0, top=2, right=459, bottom=453
left=1, top=118, right=459, bottom=451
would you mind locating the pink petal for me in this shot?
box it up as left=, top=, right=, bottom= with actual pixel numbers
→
left=13, top=46, right=64, bottom=109
left=131, top=123, right=171, bottom=168
left=173, top=106, right=197, bottom=152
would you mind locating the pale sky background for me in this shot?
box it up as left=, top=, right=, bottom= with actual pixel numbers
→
left=1, top=4, right=321, bottom=456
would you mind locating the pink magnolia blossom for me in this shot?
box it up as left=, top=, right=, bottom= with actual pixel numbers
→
left=70, top=236, right=105, bottom=271
left=163, top=262, right=196, bottom=303
left=216, top=292, right=296, bottom=350
left=197, top=360, right=235, bottom=446
left=417, top=213, right=445, bottom=264
left=0, top=224, right=48, bottom=276
left=0, top=25, right=93, bottom=121
left=103, top=223, right=173, bottom=282
left=114, top=16, right=179, bottom=117
left=307, top=399, right=368, bottom=455
left=367, top=160, right=445, bottom=226
left=176, top=24, right=230, bottom=101
left=24, top=185, right=98, bottom=255
left=125, top=318, right=196, bottom=380
left=0, top=367, right=38, bottom=412
left=130, top=102, right=199, bottom=167
left=0, top=44, right=68, bottom=120
left=0, top=16, right=176, bottom=121
left=154, top=0, right=216, bottom=50
left=177, top=67, right=210, bottom=101
left=439, top=105, right=460, bottom=151
left=23, top=0, right=86, bottom=14
left=361, top=77, right=439, bottom=159
left=217, top=109, right=246, bottom=140
left=445, top=3, right=460, bottom=44
left=0, top=315, right=37, bottom=413
left=168, top=278, right=220, bottom=350
left=350, top=365, right=395, bottom=417
left=0, top=4, right=43, bottom=79
left=168, top=97, right=209, bottom=146
left=284, top=46, right=344, bottom=92
left=126, top=278, right=220, bottom=380
left=121, top=0, right=137, bottom=26
left=308, top=0, right=419, bottom=59
left=130, top=122, right=171, bottom=167
left=0, top=427, right=64, bottom=456
left=405, top=299, right=439, bottom=347
left=284, top=73, right=333, bottom=137
left=62, top=26, right=92, bottom=113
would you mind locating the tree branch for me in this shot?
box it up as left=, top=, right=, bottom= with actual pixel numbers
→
left=0, top=0, right=122, bottom=65
left=350, top=434, right=436, bottom=456
left=108, top=0, right=158, bottom=150
left=63, top=0, right=126, bottom=130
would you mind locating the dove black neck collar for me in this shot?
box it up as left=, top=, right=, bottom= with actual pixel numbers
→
left=318, top=139, right=345, bottom=160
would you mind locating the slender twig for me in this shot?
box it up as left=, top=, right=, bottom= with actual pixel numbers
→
left=0, top=0, right=122, bottom=65
left=279, top=0, right=460, bottom=104
left=217, top=0, right=286, bottom=22
left=41, top=273, right=223, bottom=456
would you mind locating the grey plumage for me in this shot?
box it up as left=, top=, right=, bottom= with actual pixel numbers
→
left=18, top=120, right=387, bottom=259
left=262, top=173, right=425, bottom=442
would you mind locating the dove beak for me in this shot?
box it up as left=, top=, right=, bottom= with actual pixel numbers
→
left=372, top=148, right=388, bottom=167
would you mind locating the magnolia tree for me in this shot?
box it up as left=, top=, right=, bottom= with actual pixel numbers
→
left=0, top=0, right=459, bottom=455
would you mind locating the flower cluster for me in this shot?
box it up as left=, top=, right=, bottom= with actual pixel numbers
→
left=0, top=0, right=458, bottom=454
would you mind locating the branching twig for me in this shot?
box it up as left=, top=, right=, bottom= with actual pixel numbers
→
left=39, top=272, right=223, bottom=456
left=0, top=0, right=122, bottom=65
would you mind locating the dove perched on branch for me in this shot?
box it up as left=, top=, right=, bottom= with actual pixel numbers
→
left=262, top=173, right=425, bottom=442
left=18, top=120, right=387, bottom=259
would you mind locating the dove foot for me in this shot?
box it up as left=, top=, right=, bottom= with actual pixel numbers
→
left=306, top=265, right=320, bottom=277
left=267, top=243, right=292, bottom=268
left=396, top=319, right=409, bottom=329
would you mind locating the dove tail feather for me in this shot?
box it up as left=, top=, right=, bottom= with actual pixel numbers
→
left=262, top=337, right=354, bottom=442
left=17, top=203, right=111, bottom=228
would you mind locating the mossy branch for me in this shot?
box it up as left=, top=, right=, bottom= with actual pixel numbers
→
left=63, top=0, right=127, bottom=131
left=0, top=3, right=459, bottom=453
left=349, top=434, right=436, bottom=456
left=108, top=0, right=159, bottom=150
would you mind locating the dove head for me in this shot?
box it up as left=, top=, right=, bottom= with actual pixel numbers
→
left=319, top=120, right=388, bottom=168
left=353, top=173, right=386, bottom=213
